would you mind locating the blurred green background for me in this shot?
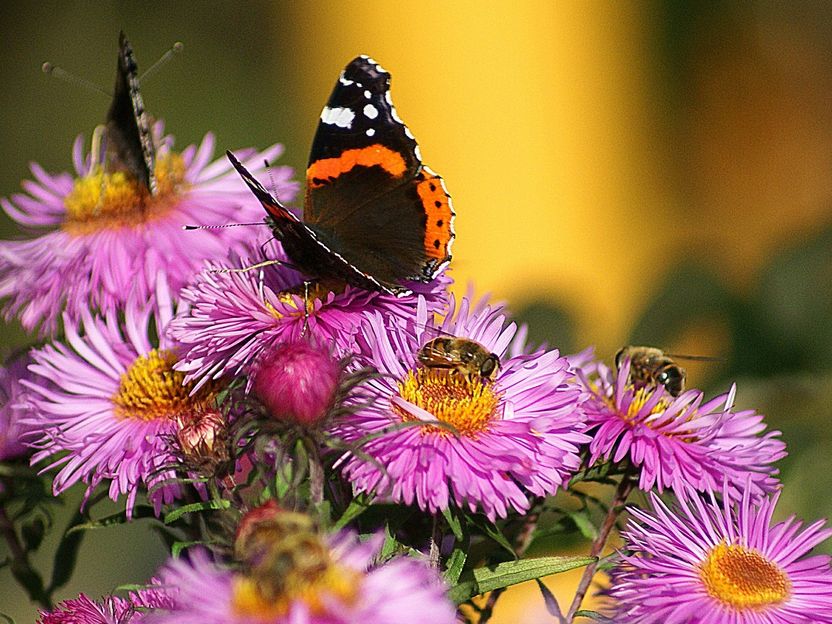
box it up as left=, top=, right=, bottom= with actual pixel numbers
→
left=2, top=2, right=832, bottom=622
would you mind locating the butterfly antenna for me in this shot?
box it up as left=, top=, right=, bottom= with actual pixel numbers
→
left=139, top=41, right=184, bottom=83
left=182, top=222, right=267, bottom=231
left=41, top=62, right=110, bottom=97
left=264, top=159, right=282, bottom=200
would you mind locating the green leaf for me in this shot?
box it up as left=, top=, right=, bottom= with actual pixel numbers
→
left=164, top=499, right=230, bottom=524
left=441, top=506, right=464, bottom=541
left=379, top=523, right=401, bottom=561
left=443, top=543, right=468, bottom=586
left=47, top=511, right=86, bottom=592
left=66, top=505, right=156, bottom=535
left=448, top=556, right=595, bottom=604
left=333, top=494, right=371, bottom=530
left=172, top=540, right=203, bottom=558
left=21, top=517, right=46, bottom=552
left=10, top=558, right=46, bottom=605
left=474, top=518, right=516, bottom=559
left=566, top=510, right=599, bottom=541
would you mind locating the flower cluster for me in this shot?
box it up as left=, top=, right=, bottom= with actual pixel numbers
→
left=1, top=36, right=830, bottom=624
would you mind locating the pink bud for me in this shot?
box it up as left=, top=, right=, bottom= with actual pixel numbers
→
left=252, top=341, right=341, bottom=427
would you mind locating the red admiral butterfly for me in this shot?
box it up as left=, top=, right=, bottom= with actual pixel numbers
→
left=228, top=55, right=455, bottom=296
left=102, top=31, right=157, bottom=194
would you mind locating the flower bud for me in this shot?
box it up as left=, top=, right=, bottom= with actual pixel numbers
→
left=252, top=341, right=341, bottom=427
left=175, top=409, right=229, bottom=474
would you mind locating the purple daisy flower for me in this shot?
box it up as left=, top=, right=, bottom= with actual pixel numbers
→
left=23, top=283, right=225, bottom=515
left=169, top=240, right=450, bottom=392
left=335, top=295, right=588, bottom=521
left=0, top=123, right=297, bottom=335
left=0, top=352, right=37, bottom=462
left=607, top=484, right=832, bottom=623
left=578, top=358, right=785, bottom=501
left=37, top=584, right=172, bottom=624
left=147, top=533, right=456, bottom=624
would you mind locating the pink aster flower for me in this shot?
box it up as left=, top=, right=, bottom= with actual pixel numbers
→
left=0, top=123, right=297, bottom=335
left=335, top=296, right=588, bottom=521
left=38, top=585, right=172, bottom=624
left=147, top=533, right=456, bottom=624
left=23, top=283, right=226, bottom=515
left=0, top=352, right=36, bottom=461
left=169, top=240, right=450, bottom=391
left=578, top=358, right=785, bottom=501
left=606, top=484, right=832, bottom=624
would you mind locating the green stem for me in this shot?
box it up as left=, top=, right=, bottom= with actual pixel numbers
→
left=429, top=514, right=442, bottom=569
left=305, top=437, right=324, bottom=508
left=565, top=475, right=634, bottom=622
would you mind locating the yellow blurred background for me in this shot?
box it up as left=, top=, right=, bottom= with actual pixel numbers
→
left=2, top=2, right=832, bottom=622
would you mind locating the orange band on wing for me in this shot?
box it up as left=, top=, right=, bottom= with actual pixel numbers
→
left=417, top=173, right=454, bottom=260
left=306, top=145, right=407, bottom=188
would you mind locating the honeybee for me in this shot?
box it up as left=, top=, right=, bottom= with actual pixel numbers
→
left=417, top=337, right=500, bottom=382
left=614, top=346, right=687, bottom=397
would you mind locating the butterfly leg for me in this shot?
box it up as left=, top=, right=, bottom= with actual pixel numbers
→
left=300, top=280, right=312, bottom=338
left=208, top=259, right=283, bottom=274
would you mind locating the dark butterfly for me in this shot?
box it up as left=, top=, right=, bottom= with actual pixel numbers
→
left=228, top=55, right=455, bottom=296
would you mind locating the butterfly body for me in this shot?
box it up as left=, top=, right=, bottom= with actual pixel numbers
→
left=229, top=55, right=454, bottom=296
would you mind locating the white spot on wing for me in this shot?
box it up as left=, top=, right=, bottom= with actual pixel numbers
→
left=364, top=90, right=372, bottom=99
left=320, top=106, right=355, bottom=129
left=366, top=128, right=376, bottom=136
left=363, top=104, right=379, bottom=119
left=375, top=63, right=388, bottom=74
left=338, top=71, right=354, bottom=86
left=414, top=145, right=422, bottom=161
left=404, top=126, right=414, bottom=139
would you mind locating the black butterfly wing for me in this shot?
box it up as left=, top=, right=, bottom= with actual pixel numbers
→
left=105, top=31, right=156, bottom=194
left=303, top=56, right=453, bottom=284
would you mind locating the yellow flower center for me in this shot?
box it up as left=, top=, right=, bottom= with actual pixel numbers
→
left=395, top=368, right=502, bottom=437
left=622, top=386, right=673, bottom=422
left=62, top=152, right=187, bottom=234
left=699, top=542, right=790, bottom=610
left=112, top=349, right=216, bottom=421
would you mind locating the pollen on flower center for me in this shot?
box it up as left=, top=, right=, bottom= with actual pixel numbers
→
left=63, top=152, right=187, bottom=234
left=395, top=367, right=501, bottom=437
left=113, top=349, right=215, bottom=421
left=699, top=542, right=790, bottom=609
